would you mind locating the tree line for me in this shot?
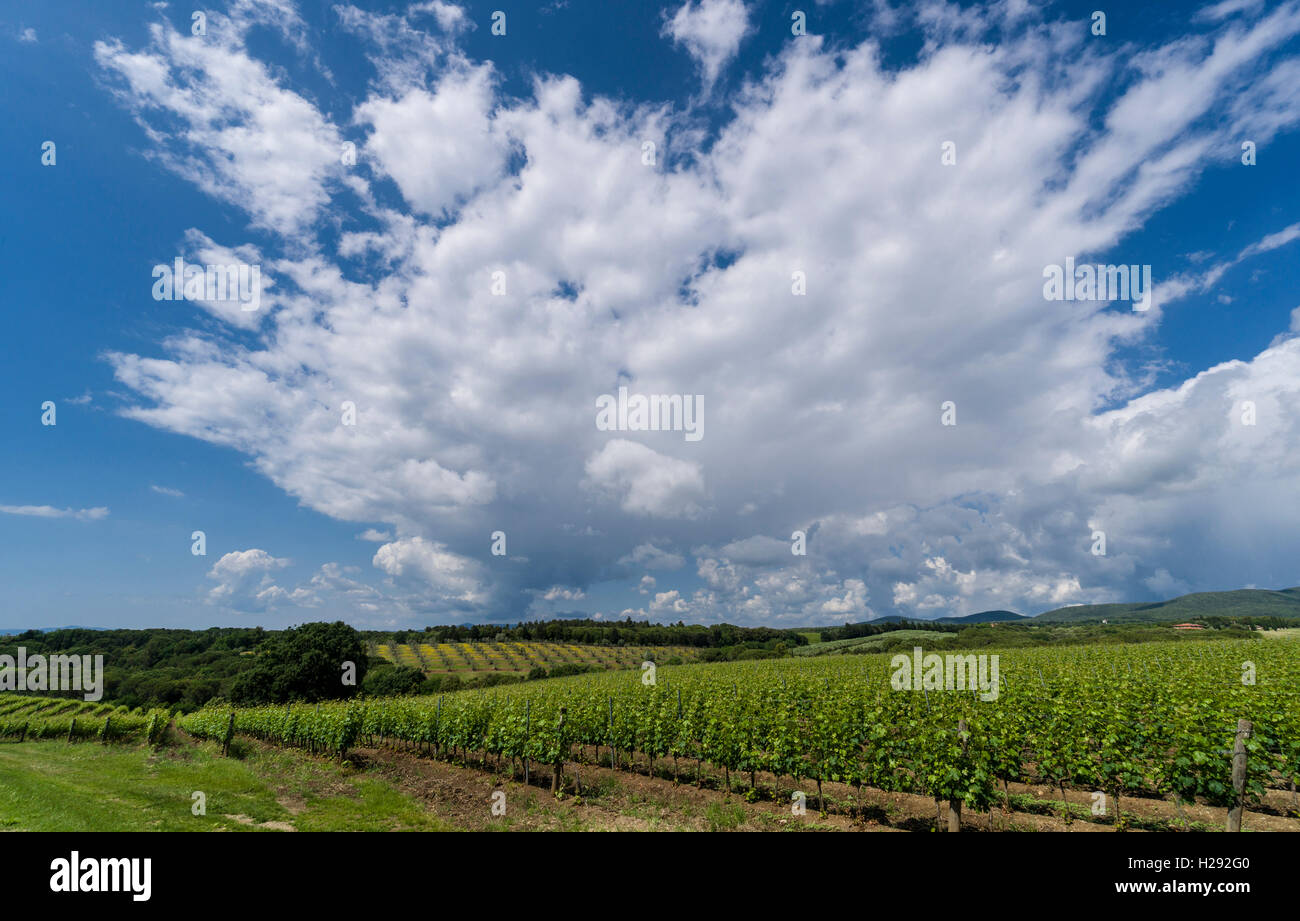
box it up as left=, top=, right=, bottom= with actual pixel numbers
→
left=371, top=618, right=809, bottom=649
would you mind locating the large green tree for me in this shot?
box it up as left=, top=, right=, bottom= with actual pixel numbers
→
left=231, top=621, right=368, bottom=704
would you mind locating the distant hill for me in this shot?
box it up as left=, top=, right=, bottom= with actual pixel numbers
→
left=0, top=625, right=108, bottom=635
left=1034, top=588, right=1300, bottom=624
left=858, top=590, right=1300, bottom=626
left=935, top=610, right=1026, bottom=624
left=863, top=610, right=1025, bottom=625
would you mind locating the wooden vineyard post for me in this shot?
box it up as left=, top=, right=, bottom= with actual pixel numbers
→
left=552, top=706, right=566, bottom=794
left=221, top=711, right=235, bottom=756
left=1226, top=719, right=1252, bottom=832
left=949, top=719, right=969, bottom=833
left=608, top=697, right=614, bottom=770
left=67, top=718, right=76, bottom=743
left=524, top=700, right=531, bottom=786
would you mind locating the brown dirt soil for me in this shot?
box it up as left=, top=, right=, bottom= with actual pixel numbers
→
left=225, top=813, right=297, bottom=831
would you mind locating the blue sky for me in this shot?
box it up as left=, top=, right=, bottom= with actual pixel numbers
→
left=2, top=0, right=1300, bottom=630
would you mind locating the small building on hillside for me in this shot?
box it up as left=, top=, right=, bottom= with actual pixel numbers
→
left=1172, top=622, right=1204, bottom=630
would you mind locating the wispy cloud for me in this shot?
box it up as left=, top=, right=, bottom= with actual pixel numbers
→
left=0, top=505, right=109, bottom=520
left=1157, top=221, right=1300, bottom=308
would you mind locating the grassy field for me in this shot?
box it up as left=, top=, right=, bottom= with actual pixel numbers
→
left=0, top=736, right=453, bottom=832
left=0, top=732, right=851, bottom=832
left=370, top=640, right=702, bottom=676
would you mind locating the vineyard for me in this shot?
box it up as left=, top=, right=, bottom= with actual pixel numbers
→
left=370, top=640, right=701, bottom=676
left=184, top=639, right=1300, bottom=829
left=0, top=695, right=171, bottom=745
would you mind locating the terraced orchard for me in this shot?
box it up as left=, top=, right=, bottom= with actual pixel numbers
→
left=185, top=639, right=1300, bottom=829
left=369, top=640, right=701, bottom=676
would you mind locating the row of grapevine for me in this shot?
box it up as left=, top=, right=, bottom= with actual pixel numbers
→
left=369, top=641, right=700, bottom=675
left=0, top=695, right=173, bottom=745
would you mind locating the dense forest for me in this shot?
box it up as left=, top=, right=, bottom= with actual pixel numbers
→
left=0, top=626, right=265, bottom=711
left=816, top=619, right=964, bottom=642
left=0, top=622, right=373, bottom=711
